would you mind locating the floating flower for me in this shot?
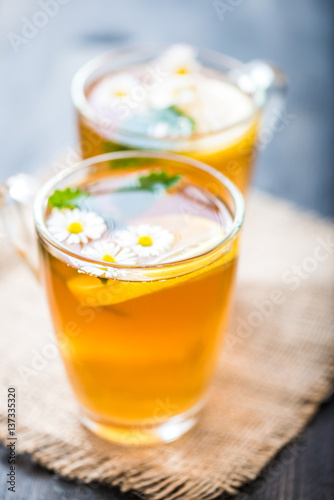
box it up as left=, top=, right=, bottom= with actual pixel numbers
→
left=47, top=208, right=106, bottom=245
left=89, top=72, right=148, bottom=124
left=99, top=73, right=138, bottom=102
left=113, top=224, right=174, bottom=258
left=157, top=44, right=200, bottom=76
left=79, top=240, right=137, bottom=278
left=148, top=45, right=201, bottom=112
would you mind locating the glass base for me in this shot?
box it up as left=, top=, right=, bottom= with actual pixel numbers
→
left=80, top=404, right=202, bottom=445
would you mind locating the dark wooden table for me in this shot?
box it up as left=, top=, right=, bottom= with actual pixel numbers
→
left=1, top=1, right=333, bottom=499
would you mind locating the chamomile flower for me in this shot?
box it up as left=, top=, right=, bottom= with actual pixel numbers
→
left=157, top=44, right=200, bottom=76
left=79, top=240, right=137, bottom=278
left=47, top=208, right=106, bottom=245
left=89, top=73, right=148, bottom=125
left=113, top=224, right=174, bottom=258
left=148, top=45, right=200, bottom=111
left=98, top=73, right=138, bottom=102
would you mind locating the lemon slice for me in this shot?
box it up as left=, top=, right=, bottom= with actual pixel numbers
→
left=146, top=215, right=225, bottom=264
left=67, top=215, right=238, bottom=307
left=67, top=275, right=165, bottom=307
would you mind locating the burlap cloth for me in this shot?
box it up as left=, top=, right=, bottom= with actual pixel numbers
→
left=0, top=191, right=333, bottom=499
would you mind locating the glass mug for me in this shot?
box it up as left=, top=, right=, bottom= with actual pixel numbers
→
left=71, top=43, right=287, bottom=193
left=1, top=151, right=244, bottom=444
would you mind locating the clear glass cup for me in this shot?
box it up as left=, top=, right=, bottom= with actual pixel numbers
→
left=71, top=43, right=287, bottom=193
left=1, top=151, right=244, bottom=444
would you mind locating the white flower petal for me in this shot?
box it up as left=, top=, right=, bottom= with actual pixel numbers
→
left=156, top=44, right=200, bottom=76
left=76, top=239, right=137, bottom=278
left=81, top=265, right=106, bottom=276
left=46, top=208, right=106, bottom=246
left=113, top=224, right=174, bottom=260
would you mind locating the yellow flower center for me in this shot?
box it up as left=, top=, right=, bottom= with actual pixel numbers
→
left=102, top=254, right=116, bottom=263
left=175, top=66, right=188, bottom=75
left=138, top=236, right=153, bottom=247
left=114, top=90, right=127, bottom=97
left=67, top=222, right=84, bottom=234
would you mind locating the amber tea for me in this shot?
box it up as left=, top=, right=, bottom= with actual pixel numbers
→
left=36, top=152, right=244, bottom=444
left=73, top=45, right=262, bottom=193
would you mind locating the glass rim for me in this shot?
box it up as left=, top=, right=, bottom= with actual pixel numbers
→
left=33, top=150, right=245, bottom=272
left=71, top=42, right=263, bottom=144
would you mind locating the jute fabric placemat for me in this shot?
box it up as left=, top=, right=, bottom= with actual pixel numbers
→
left=0, top=191, right=333, bottom=499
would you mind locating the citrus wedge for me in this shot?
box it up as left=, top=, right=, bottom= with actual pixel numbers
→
left=67, top=274, right=166, bottom=307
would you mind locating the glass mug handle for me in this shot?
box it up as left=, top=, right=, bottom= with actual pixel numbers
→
left=231, top=60, right=288, bottom=147
left=0, top=173, right=41, bottom=280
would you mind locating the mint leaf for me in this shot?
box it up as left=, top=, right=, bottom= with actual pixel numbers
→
left=110, top=157, right=153, bottom=170
left=122, top=106, right=195, bottom=138
left=138, top=171, right=181, bottom=191
left=48, top=187, right=89, bottom=209
left=103, top=141, right=152, bottom=170
left=168, top=105, right=196, bottom=131
left=99, top=277, right=108, bottom=285
left=104, top=140, right=128, bottom=155
left=116, top=170, right=182, bottom=193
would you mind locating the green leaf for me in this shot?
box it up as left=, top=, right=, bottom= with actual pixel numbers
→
left=121, top=106, right=195, bottom=138
left=99, top=277, right=109, bottom=285
left=116, top=170, right=182, bottom=193
left=103, top=140, right=125, bottom=154
left=110, top=157, right=153, bottom=170
left=103, top=141, right=151, bottom=170
left=48, top=187, right=89, bottom=209
left=168, top=105, right=196, bottom=130
left=138, top=171, right=182, bottom=191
